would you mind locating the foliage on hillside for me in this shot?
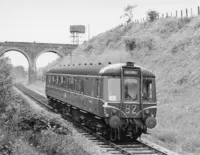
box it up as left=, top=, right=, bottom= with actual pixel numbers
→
left=59, top=16, right=200, bottom=154
left=0, top=57, right=12, bottom=113
left=62, top=16, right=200, bottom=91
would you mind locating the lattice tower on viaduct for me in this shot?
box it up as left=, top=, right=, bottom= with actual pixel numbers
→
left=0, top=41, right=78, bottom=84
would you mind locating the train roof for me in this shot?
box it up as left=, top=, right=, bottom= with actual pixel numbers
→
left=47, top=62, right=155, bottom=78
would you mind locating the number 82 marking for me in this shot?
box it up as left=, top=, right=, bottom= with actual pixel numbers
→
left=125, top=105, right=137, bottom=114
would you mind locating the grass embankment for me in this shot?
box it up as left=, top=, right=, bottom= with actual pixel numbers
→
left=58, top=16, right=200, bottom=154
left=0, top=88, right=99, bottom=155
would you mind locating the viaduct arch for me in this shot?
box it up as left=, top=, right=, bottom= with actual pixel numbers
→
left=0, top=41, right=78, bottom=84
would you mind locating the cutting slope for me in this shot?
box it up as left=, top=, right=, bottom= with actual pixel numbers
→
left=59, top=16, right=200, bottom=154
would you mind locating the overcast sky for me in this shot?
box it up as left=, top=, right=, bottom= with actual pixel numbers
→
left=1, top=0, right=200, bottom=68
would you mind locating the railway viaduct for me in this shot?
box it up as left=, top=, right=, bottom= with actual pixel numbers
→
left=0, top=41, right=78, bottom=84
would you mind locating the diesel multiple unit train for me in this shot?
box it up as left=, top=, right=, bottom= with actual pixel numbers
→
left=45, top=62, right=157, bottom=141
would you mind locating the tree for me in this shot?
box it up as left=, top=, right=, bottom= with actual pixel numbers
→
left=12, top=66, right=27, bottom=79
left=121, top=5, right=137, bottom=24
left=147, top=10, right=159, bottom=22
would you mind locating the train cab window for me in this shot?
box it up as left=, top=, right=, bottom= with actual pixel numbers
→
left=124, top=78, right=139, bottom=101
left=142, top=78, right=155, bottom=102
left=108, top=78, right=121, bottom=102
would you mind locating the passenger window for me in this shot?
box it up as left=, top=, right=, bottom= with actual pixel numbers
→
left=80, top=80, right=84, bottom=93
left=49, top=76, right=51, bottom=85
left=70, top=77, right=74, bottom=90
left=76, top=78, right=80, bottom=92
left=96, top=78, right=100, bottom=97
left=52, top=76, right=55, bottom=85
left=56, top=76, right=59, bottom=85
left=62, top=77, right=65, bottom=88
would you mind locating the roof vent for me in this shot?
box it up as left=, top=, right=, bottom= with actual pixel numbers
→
left=126, top=62, right=134, bottom=67
left=90, top=63, right=93, bottom=65
left=84, top=63, right=87, bottom=65
left=98, top=62, right=102, bottom=65
left=108, top=62, right=112, bottom=64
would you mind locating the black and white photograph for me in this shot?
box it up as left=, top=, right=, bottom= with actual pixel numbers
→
left=0, top=0, right=200, bottom=154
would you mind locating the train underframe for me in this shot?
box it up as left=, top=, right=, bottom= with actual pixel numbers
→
left=48, top=98, right=145, bottom=141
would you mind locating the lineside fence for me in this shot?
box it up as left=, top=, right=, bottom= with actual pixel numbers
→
left=134, top=6, right=200, bottom=23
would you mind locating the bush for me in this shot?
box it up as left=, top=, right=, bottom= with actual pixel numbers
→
left=123, top=36, right=137, bottom=51
left=147, top=10, right=159, bottom=22
left=136, top=36, right=154, bottom=50
left=0, top=57, right=12, bottom=112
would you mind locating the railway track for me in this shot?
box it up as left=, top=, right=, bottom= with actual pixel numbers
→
left=14, top=83, right=179, bottom=155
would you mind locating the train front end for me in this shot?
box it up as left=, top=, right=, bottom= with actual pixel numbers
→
left=101, top=62, right=157, bottom=141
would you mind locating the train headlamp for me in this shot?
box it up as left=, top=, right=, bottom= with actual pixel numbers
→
left=145, top=117, right=157, bottom=129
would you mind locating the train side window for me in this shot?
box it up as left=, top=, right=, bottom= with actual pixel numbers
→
left=84, top=77, right=92, bottom=96
left=67, top=77, right=70, bottom=89
left=48, top=75, right=50, bottom=85
left=46, top=75, right=48, bottom=84
left=91, top=78, right=94, bottom=97
left=70, top=77, right=74, bottom=91
left=56, top=76, right=58, bottom=85
left=74, top=77, right=77, bottom=91
left=68, top=77, right=70, bottom=89
left=61, top=76, right=63, bottom=87
left=57, top=76, right=60, bottom=86
left=58, top=76, right=60, bottom=86
left=96, top=78, right=100, bottom=97
left=62, top=76, right=65, bottom=88
left=55, top=76, right=57, bottom=86
left=76, top=78, right=79, bottom=92
left=54, top=76, right=56, bottom=86
left=65, top=77, right=68, bottom=89
left=46, top=75, right=48, bottom=85
left=52, top=76, right=55, bottom=85
left=80, top=80, right=84, bottom=94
